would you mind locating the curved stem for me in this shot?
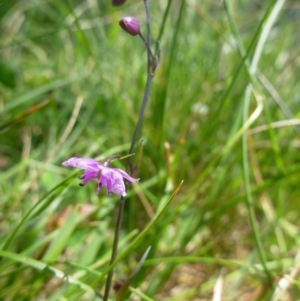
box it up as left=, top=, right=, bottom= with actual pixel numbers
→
left=242, top=87, right=273, bottom=286
left=103, top=154, right=121, bottom=167
left=138, top=32, right=155, bottom=62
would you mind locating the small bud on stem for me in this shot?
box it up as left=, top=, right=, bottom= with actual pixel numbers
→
left=119, top=17, right=140, bottom=36
left=112, top=0, right=127, bottom=6
left=119, top=16, right=158, bottom=75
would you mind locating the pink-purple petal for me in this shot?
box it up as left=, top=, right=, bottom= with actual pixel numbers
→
left=81, top=169, right=98, bottom=185
left=113, top=168, right=139, bottom=183
left=101, top=168, right=127, bottom=196
left=62, top=157, right=101, bottom=170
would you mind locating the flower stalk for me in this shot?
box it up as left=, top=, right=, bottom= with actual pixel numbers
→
left=103, top=1, right=156, bottom=300
left=103, top=195, right=126, bottom=301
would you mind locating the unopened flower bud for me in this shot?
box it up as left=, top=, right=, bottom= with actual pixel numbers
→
left=113, top=279, right=125, bottom=291
left=119, top=17, right=140, bottom=36
left=112, top=0, right=127, bottom=6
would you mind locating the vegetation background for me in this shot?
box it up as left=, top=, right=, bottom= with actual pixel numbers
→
left=1, top=0, right=300, bottom=300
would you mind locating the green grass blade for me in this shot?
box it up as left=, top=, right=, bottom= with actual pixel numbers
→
left=0, top=250, right=98, bottom=296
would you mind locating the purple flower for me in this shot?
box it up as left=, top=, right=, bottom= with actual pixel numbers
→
left=62, top=157, right=139, bottom=197
left=119, top=17, right=140, bottom=36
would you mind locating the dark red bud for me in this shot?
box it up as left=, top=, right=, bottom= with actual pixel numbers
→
left=119, top=17, right=140, bottom=36
left=112, top=0, right=127, bottom=6
left=113, top=279, right=125, bottom=291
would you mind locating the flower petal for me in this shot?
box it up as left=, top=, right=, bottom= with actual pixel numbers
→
left=81, top=169, right=98, bottom=185
left=113, top=168, right=139, bottom=183
left=62, top=157, right=101, bottom=170
left=101, top=167, right=126, bottom=196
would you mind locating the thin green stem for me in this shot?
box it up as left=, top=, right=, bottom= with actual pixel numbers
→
left=155, top=0, right=172, bottom=54
left=144, top=0, right=151, bottom=71
left=103, top=1, right=154, bottom=299
left=151, top=0, right=185, bottom=150
left=128, top=0, right=154, bottom=166
left=103, top=196, right=126, bottom=301
left=242, top=88, right=273, bottom=286
left=128, top=74, right=153, bottom=158
left=138, top=32, right=155, bottom=62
